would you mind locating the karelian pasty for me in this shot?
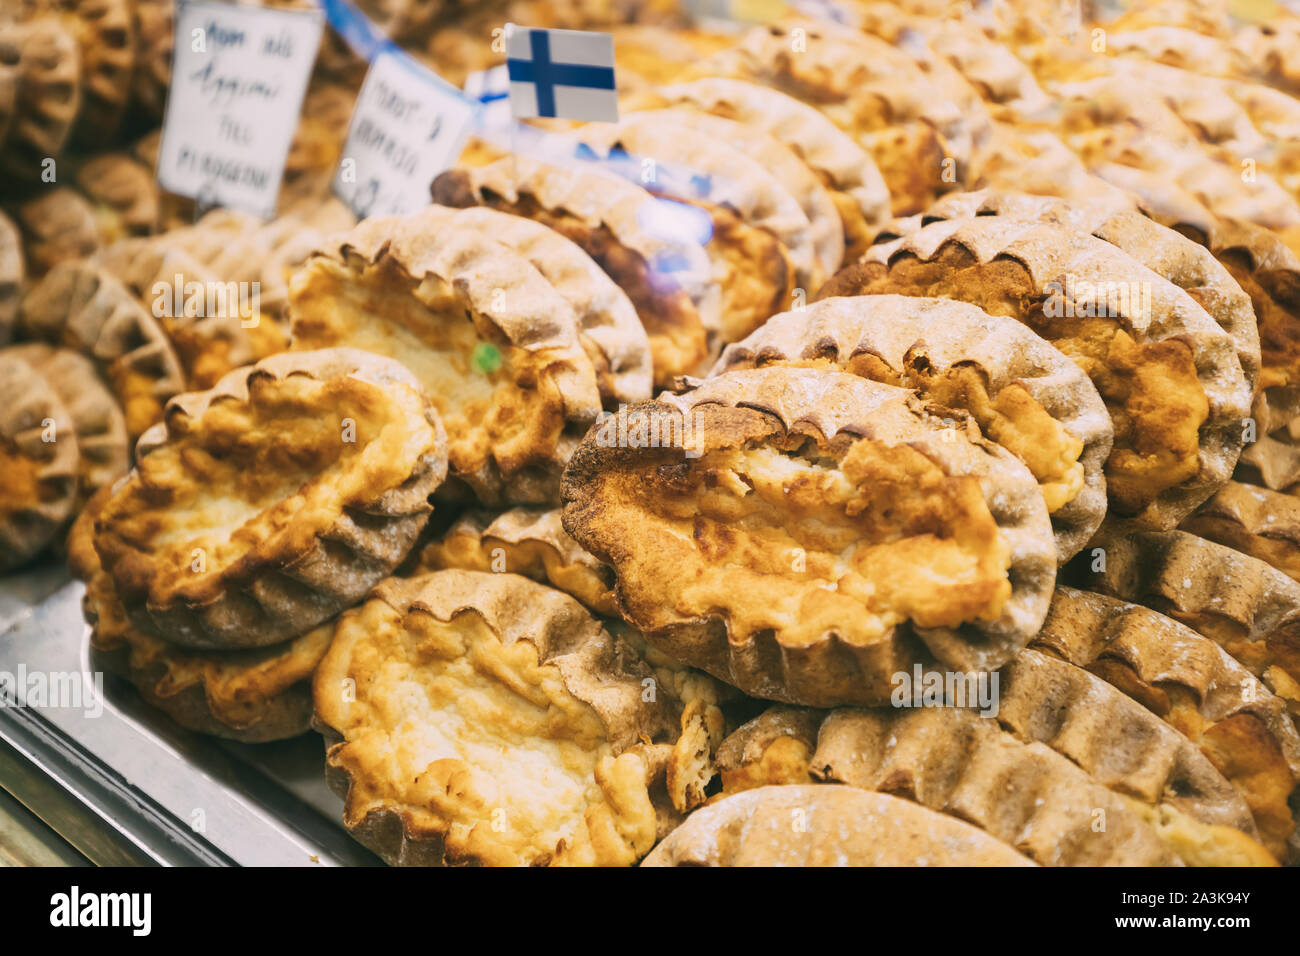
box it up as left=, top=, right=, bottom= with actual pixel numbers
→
left=313, top=570, right=683, bottom=867
left=821, top=216, right=1253, bottom=528
left=561, top=366, right=1056, bottom=705
left=711, top=294, right=1113, bottom=561
left=288, top=209, right=600, bottom=507
left=93, top=349, right=448, bottom=649
left=642, top=785, right=1036, bottom=867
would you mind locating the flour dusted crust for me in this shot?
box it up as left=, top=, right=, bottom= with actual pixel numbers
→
left=61, top=0, right=134, bottom=142
left=1182, top=481, right=1300, bottom=583
left=73, top=153, right=158, bottom=236
left=575, top=111, right=804, bottom=339
left=708, top=20, right=988, bottom=215
left=415, top=508, right=617, bottom=618
left=902, top=17, right=1054, bottom=120
left=0, top=352, right=78, bottom=571
left=808, top=707, right=1180, bottom=865
left=886, top=189, right=1263, bottom=394
left=1103, top=26, right=1243, bottom=80
left=822, top=216, right=1253, bottom=528
left=68, top=495, right=328, bottom=743
left=1054, top=81, right=1300, bottom=233
left=1081, top=528, right=1300, bottom=724
left=0, top=211, right=21, bottom=346
left=1202, top=224, right=1300, bottom=490
left=431, top=155, right=716, bottom=385
left=653, top=78, right=891, bottom=260
left=998, top=648, right=1263, bottom=848
left=423, top=205, right=653, bottom=407
left=604, top=107, right=843, bottom=281
left=1236, top=18, right=1300, bottom=96
left=1085, top=60, right=1300, bottom=204
left=4, top=344, right=126, bottom=504
left=289, top=209, right=600, bottom=507
left=129, top=0, right=170, bottom=119
left=20, top=259, right=186, bottom=439
left=94, top=349, right=448, bottom=650
left=313, top=570, right=681, bottom=866
left=16, top=187, right=102, bottom=274
left=0, top=16, right=80, bottom=179
left=711, top=294, right=1113, bottom=562
left=1046, top=197, right=1300, bottom=491
left=1033, top=585, right=1300, bottom=859
left=642, top=785, right=1036, bottom=867
left=562, top=367, right=1056, bottom=705
left=969, top=123, right=1140, bottom=212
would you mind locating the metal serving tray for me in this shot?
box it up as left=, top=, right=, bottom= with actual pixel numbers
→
left=0, top=562, right=379, bottom=866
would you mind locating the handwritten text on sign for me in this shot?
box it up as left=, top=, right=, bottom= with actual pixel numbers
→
left=333, top=50, right=474, bottom=218
left=156, top=1, right=322, bottom=219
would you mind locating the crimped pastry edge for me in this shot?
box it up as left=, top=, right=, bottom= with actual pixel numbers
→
left=96, top=348, right=448, bottom=650
left=562, top=366, right=1057, bottom=704
left=711, top=294, right=1114, bottom=562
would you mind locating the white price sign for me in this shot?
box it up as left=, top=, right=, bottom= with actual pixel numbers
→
left=156, top=1, right=323, bottom=219
left=333, top=49, right=475, bottom=218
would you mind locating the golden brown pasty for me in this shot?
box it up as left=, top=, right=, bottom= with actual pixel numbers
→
left=561, top=366, right=1056, bottom=705
left=416, top=205, right=653, bottom=407
left=313, top=570, right=683, bottom=866
left=572, top=110, right=805, bottom=342
left=1080, top=527, right=1300, bottom=725
left=592, top=107, right=841, bottom=283
left=821, top=216, right=1253, bottom=528
left=0, top=350, right=78, bottom=572
left=712, top=294, right=1114, bottom=561
left=93, top=349, right=448, bottom=649
left=4, top=343, right=127, bottom=506
left=705, top=20, right=988, bottom=214
left=880, top=188, right=1262, bottom=395
left=19, top=259, right=186, bottom=439
left=288, top=209, right=601, bottom=506
left=68, top=493, right=330, bottom=743
left=642, top=785, right=1037, bottom=867
left=432, top=155, right=717, bottom=385
left=1034, top=585, right=1300, bottom=859
left=414, top=507, right=617, bottom=618
left=651, top=78, right=891, bottom=261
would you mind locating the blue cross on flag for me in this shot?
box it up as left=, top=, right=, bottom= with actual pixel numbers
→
left=506, top=27, right=618, bottom=123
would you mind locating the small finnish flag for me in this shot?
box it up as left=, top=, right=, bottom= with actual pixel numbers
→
left=506, top=26, right=618, bottom=123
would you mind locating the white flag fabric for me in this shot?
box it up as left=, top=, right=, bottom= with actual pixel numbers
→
left=463, top=64, right=512, bottom=128
left=506, top=27, right=618, bottom=123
